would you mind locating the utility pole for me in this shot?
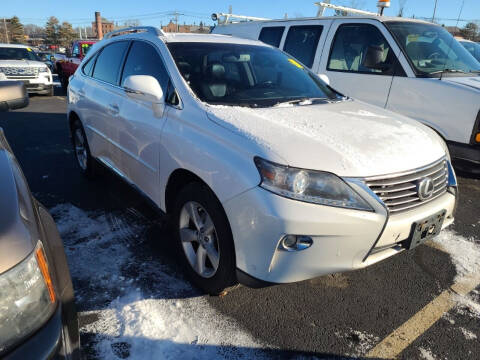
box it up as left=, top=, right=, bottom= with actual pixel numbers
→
left=432, top=0, right=438, bottom=22
left=3, top=18, right=9, bottom=44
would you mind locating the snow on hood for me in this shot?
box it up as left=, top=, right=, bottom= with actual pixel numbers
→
left=205, top=100, right=446, bottom=177
left=443, top=76, right=480, bottom=92
left=0, top=59, right=47, bottom=67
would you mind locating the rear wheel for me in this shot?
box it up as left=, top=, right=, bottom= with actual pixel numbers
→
left=173, top=182, right=237, bottom=295
left=71, top=120, right=96, bottom=178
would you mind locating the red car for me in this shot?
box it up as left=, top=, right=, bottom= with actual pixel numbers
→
left=56, top=40, right=97, bottom=89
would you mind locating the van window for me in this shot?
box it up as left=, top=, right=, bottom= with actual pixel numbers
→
left=92, top=41, right=129, bottom=85
left=258, top=27, right=285, bottom=48
left=328, top=24, right=396, bottom=75
left=283, top=25, right=323, bottom=68
left=121, top=41, right=169, bottom=91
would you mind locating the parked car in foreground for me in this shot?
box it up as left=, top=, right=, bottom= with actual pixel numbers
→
left=0, top=81, right=80, bottom=359
left=458, top=39, right=480, bottom=63
left=213, top=16, right=480, bottom=173
left=67, top=27, right=457, bottom=295
left=0, top=44, right=54, bottom=96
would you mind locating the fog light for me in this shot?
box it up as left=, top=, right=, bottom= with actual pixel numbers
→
left=280, top=235, right=313, bottom=251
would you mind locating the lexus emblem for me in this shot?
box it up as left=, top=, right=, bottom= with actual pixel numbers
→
left=417, top=177, right=434, bottom=201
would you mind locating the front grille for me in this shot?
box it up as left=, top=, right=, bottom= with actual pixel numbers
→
left=0, top=67, right=40, bottom=78
left=364, top=158, right=448, bottom=214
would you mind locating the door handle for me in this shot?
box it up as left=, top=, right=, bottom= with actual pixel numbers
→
left=108, top=103, right=119, bottom=115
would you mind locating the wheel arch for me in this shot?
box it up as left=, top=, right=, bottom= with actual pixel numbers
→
left=68, top=110, right=81, bottom=133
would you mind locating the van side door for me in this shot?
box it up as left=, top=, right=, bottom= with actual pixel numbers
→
left=319, top=19, right=406, bottom=108
left=279, top=20, right=332, bottom=72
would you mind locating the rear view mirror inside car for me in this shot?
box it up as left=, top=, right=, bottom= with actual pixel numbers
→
left=222, top=53, right=251, bottom=62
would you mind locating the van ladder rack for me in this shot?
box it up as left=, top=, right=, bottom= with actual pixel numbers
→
left=314, top=2, right=379, bottom=17
left=211, top=13, right=270, bottom=25
left=104, top=26, right=166, bottom=39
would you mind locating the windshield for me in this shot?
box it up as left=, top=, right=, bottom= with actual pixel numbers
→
left=459, top=41, right=480, bottom=62
left=81, top=43, right=93, bottom=56
left=167, top=42, right=341, bottom=107
left=0, top=47, right=41, bottom=61
left=386, top=21, right=480, bottom=76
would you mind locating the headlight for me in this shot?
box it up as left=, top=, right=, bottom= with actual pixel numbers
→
left=255, top=157, right=373, bottom=211
left=0, top=241, right=56, bottom=354
left=39, top=67, right=49, bottom=73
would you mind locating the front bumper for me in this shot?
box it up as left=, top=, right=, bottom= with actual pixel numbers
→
left=3, top=304, right=71, bottom=360
left=448, top=141, right=480, bottom=173
left=0, top=75, right=53, bottom=94
left=224, top=186, right=456, bottom=284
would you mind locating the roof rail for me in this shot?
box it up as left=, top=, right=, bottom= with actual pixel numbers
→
left=314, top=2, right=379, bottom=16
left=104, top=26, right=166, bottom=39
left=211, top=13, right=270, bottom=25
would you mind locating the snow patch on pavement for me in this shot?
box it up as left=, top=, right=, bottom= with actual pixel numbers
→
left=432, top=229, right=480, bottom=280
left=335, top=329, right=379, bottom=357
left=459, top=327, right=477, bottom=340
left=51, top=204, right=270, bottom=359
left=419, top=347, right=437, bottom=360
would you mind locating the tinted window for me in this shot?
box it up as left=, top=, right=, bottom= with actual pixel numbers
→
left=328, top=24, right=397, bottom=75
left=283, top=25, right=323, bottom=68
left=121, top=41, right=169, bottom=91
left=167, top=42, right=340, bottom=108
left=93, top=41, right=129, bottom=85
left=259, top=27, right=285, bottom=48
left=82, top=54, right=96, bottom=76
left=72, top=44, right=80, bottom=56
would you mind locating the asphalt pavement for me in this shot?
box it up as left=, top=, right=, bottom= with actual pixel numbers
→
left=1, top=93, right=478, bottom=359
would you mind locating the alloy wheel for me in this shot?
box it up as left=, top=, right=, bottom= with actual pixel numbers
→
left=179, top=201, right=220, bottom=278
left=74, top=129, right=88, bottom=171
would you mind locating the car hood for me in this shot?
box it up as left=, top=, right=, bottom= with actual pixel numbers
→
left=205, top=100, right=446, bottom=177
left=0, top=59, right=47, bottom=67
left=442, top=76, right=480, bottom=91
left=0, top=134, right=36, bottom=274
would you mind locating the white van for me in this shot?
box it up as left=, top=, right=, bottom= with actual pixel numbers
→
left=212, top=16, right=480, bottom=172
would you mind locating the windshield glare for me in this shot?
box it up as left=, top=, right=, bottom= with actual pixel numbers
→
left=386, top=21, right=480, bottom=75
left=0, top=47, right=41, bottom=61
left=167, top=42, right=341, bottom=107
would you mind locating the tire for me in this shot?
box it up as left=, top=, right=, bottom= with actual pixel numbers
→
left=71, top=120, right=96, bottom=179
left=172, top=182, right=237, bottom=295
left=45, top=85, right=54, bottom=97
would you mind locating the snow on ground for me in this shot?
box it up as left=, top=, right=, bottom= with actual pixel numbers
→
left=334, top=329, right=379, bottom=357
left=459, top=327, right=477, bottom=340
left=432, top=230, right=480, bottom=281
left=418, top=347, right=437, bottom=360
left=51, top=204, right=272, bottom=360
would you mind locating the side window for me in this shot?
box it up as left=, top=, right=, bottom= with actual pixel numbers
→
left=121, top=41, right=169, bottom=91
left=92, top=41, right=129, bottom=85
left=82, top=53, right=97, bottom=76
left=72, top=44, right=80, bottom=56
left=328, top=24, right=396, bottom=75
left=258, top=27, right=285, bottom=48
left=283, top=25, right=323, bottom=68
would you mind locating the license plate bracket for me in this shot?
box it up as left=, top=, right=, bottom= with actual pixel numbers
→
left=405, top=210, right=446, bottom=250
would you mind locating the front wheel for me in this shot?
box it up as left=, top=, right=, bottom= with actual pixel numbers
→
left=173, top=183, right=237, bottom=295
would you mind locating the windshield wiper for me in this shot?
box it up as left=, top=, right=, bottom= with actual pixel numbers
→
left=274, top=97, right=328, bottom=107
left=429, top=68, right=468, bottom=75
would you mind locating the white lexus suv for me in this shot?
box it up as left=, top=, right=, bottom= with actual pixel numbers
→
left=0, top=44, right=54, bottom=96
left=67, top=27, right=457, bottom=295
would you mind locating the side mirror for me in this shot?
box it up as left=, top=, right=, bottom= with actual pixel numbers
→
left=123, top=75, right=164, bottom=103
left=317, top=73, right=330, bottom=86
left=0, top=81, right=29, bottom=112
left=363, top=45, right=390, bottom=71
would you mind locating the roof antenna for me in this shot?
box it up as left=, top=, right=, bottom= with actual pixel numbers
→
left=440, top=0, right=465, bottom=81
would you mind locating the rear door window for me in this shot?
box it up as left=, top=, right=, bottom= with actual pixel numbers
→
left=283, top=25, right=323, bottom=68
left=82, top=54, right=97, bottom=76
left=258, top=27, right=285, bottom=48
left=92, top=41, right=129, bottom=85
